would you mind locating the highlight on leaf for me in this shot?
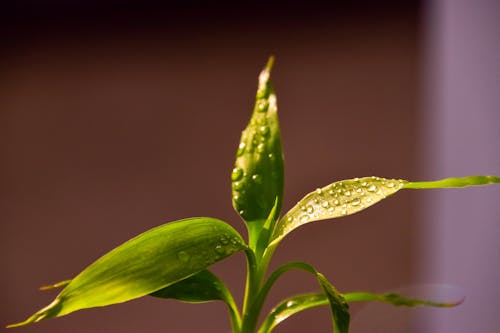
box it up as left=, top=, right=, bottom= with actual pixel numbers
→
left=271, top=175, right=500, bottom=245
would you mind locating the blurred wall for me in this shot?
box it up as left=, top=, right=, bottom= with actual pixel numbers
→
left=418, top=0, right=500, bottom=332
left=1, top=2, right=421, bottom=332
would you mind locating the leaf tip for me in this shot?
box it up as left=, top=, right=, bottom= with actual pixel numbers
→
left=7, top=298, right=62, bottom=328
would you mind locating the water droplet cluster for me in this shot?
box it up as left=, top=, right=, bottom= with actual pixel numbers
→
left=176, top=231, right=244, bottom=270
left=231, top=64, right=282, bottom=221
left=274, top=177, right=407, bottom=239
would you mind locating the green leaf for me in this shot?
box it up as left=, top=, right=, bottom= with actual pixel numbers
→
left=9, top=218, right=245, bottom=328
left=271, top=175, right=500, bottom=245
left=259, top=290, right=462, bottom=333
left=257, top=262, right=349, bottom=333
left=343, top=291, right=463, bottom=307
left=150, top=269, right=229, bottom=303
left=316, top=273, right=350, bottom=333
left=231, top=57, right=284, bottom=233
left=151, top=269, right=242, bottom=332
left=258, top=293, right=326, bottom=333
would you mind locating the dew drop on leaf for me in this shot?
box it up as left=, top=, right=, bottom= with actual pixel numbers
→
left=231, top=167, right=243, bottom=181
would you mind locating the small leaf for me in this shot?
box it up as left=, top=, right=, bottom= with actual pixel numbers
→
left=271, top=175, right=500, bottom=244
left=9, top=218, right=245, bottom=327
left=150, top=269, right=230, bottom=303
left=231, top=57, right=284, bottom=231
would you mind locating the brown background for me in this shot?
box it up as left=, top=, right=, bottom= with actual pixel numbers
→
left=1, top=1, right=423, bottom=332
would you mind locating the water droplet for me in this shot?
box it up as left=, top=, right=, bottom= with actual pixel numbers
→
left=259, top=125, right=270, bottom=136
left=344, top=190, right=351, bottom=196
left=239, top=210, right=245, bottom=215
left=328, top=189, right=335, bottom=195
left=257, top=100, right=268, bottom=112
left=315, top=188, right=323, bottom=195
left=377, top=189, right=385, bottom=197
left=366, top=197, right=373, bottom=203
left=351, top=199, right=360, bottom=206
left=233, top=181, right=244, bottom=190
left=231, top=167, right=243, bottom=181
left=355, top=188, right=363, bottom=193
left=300, top=215, right=309, bottom=223
left=328, top=207, right=335, bottom=213
left=252, top=174, right=262, bottom=184
left=306, top=205, right=314, bottom=214
left=215, top=245, right=225, bottom=255
left=336, top=188, right=343, bottom=194
left=177, top=251, right=190, bottom=263
left=321, top=201, right=330, bottom=208
left=286, top=300, right=296, bottom=308
left=333, top=199, right=340, bottom=206
left=256, top=143, right=265, bottom=153
left=232, top=194, right=240, bottom=202
left=220, top=236, right=229, bottom=245
left=237, top=142, right=246, bottom=156
left=361, top=181, right=368, bottom=187
left=231, top=237, right=240, bottom=245
left=268, top=153, right=274, bottom=160
left=368, top=185, right=377, bottom=192
left=387, top=182, right=395, bottom=188
left=300, top=205, right=307, bottom=212
left=341, top=209, right=347, bottom=215
left=287, top=216, right=293, bottom=222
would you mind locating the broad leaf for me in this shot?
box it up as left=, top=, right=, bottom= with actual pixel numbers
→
left=231, top=57, right=284, bottom=233
left=9, top=218, right=245, bottom=327
left=271, top=175, right=500, bottom=244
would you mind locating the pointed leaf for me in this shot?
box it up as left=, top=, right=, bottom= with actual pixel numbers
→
left=231, top=57, right=284, bottom=230
left=271, top=175, right=500, bottom=244
left=343, top=291, right=463, bottom=307
left=259, top=289, right=462, bottom=333
left=9, top=218, right=245, bottom=327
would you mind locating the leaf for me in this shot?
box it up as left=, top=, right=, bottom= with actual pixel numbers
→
left=258, top=293, right=326, bottom=333
left=316, top=273, right=350, bottom=333
left=259, top=290, right=462, bottom=333
left=9, top=218, right=245, bottom=327
left=343, top=291, right=463, bottom=307
left=271, top=175, right=500, bottom=244
left=257, top=262, right=349, bottom=333
left=150, top=269, right=229, bottom=303
left=231, top=56, right=284, bottom=231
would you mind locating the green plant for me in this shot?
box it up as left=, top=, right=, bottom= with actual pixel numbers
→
left=8, top=57, right=500, bottom=333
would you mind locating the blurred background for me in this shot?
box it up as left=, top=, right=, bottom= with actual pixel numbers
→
left=1, top=0, right=498, bottom=332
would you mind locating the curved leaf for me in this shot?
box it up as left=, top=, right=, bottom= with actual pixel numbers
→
left=271, top=175, right=500, bottom=244
left=9, top=218, right=245, bottom=327
left=257, top=262, right=349, bottom=333
left=259, top=290, right=461, bottom=333
left=258, top=293, right=326, bottom=333
left=231, top=57, right=284, bottom=233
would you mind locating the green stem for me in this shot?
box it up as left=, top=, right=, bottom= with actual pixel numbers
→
left=241, top=249, right=260, bottom=333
